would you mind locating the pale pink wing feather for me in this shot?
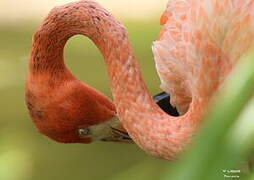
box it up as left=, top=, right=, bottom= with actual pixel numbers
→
left=152, top=0, right=254, bottom=114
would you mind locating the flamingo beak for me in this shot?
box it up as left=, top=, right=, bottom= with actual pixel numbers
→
left=101, top=126, right=132, bottom=142
left=78, top=116, right=133, bottom=143
left=153, top=92, right=179, bottom=116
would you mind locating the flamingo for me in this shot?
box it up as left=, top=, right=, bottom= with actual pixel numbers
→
left=25, top=0, right=254, bottom=159
left=25, top=0, right=177, bottom=144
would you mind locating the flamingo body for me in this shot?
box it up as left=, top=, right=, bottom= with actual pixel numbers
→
left=153, top=0, right=254, bottom=115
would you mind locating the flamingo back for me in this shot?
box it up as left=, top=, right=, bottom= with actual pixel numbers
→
left=152, top=0, right=254, bottom=114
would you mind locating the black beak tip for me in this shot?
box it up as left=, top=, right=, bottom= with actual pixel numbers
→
left=153, top=92, right=179, bottom=116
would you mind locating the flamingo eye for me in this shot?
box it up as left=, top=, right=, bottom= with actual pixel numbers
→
left=78, top=128, right=90, bottom=137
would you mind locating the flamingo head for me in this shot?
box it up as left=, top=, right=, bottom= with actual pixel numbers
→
left=25, top=80, right=132, bottom=144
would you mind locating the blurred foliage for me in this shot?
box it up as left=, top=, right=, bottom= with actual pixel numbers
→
left=1, top=15, right=254, bottom=180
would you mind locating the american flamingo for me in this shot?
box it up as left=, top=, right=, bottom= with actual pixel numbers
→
left=25, top=0, right=178, bottom=144
left=25, top=0, right=254, bottom=159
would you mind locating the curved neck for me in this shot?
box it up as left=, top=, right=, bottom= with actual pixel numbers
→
left=30, top=0, right=203, bottom=159
left=30, top=1, right=118, bottom=78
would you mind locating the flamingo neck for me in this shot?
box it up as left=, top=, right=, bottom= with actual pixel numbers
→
left=30, top=0, right=203, bottom=159
left=29, top=1, right=116, bottom=80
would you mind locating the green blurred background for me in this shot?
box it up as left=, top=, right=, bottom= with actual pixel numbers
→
left=0, top=0, right=172, bottom=180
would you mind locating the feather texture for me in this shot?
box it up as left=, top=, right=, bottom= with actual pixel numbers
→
left=153, top=0, right=254, bottom=114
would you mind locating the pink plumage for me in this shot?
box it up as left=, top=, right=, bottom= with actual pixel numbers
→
left=25, top=0, right=254, bottom=160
